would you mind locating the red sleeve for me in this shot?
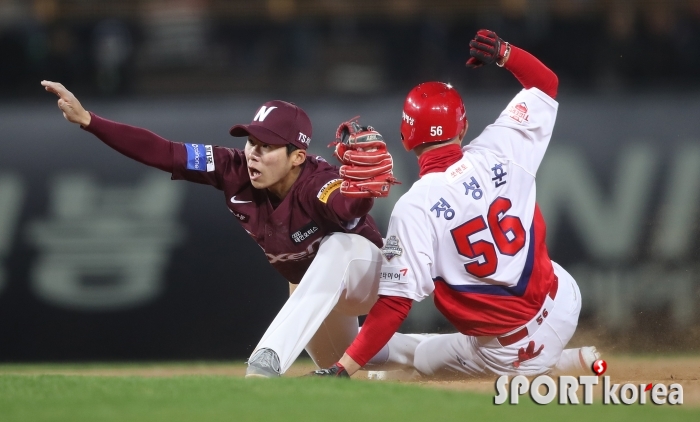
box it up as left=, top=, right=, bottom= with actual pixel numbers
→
left=82, top=112, right=175, bottom=172
left=328, top=193, right=374, bottom=222
left=345, top=295, right=412, bottom=367
left=504, top=46, right=558, bottom=99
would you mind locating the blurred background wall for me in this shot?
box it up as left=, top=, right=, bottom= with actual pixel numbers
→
left=1, top=0, right=699, bottom=361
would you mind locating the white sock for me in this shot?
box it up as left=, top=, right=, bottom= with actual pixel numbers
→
left=553, top=348, right=585, bottom=374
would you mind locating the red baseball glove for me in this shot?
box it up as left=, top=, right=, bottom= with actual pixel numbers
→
left=330, top=117, right=400, bottom=198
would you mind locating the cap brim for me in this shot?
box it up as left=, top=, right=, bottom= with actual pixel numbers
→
left=229, top=124, right=288, bottom=146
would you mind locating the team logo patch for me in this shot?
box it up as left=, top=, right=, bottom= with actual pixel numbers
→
left=508, top=102, right=529, bottom=124
left=290, top=221, right=319, bottom=244
left=317, top=179, right=342, bottom=204
left=382, top=235, right=403, bottom=261
left=185, top=143, right=215, bottom=172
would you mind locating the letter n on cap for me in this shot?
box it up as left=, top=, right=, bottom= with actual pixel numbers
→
left=254, top=106, right=277, bottom=122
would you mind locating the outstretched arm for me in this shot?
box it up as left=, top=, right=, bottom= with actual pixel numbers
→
left=466, top=30, right=559, bottom=99
left=41, top=80, right=175, bottom=172
left=309, top=295, right=412, bottom=377
left=338, top=295, right=412, bottom=375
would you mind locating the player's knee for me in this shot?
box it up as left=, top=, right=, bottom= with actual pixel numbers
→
left=322, top=233, right=379, bottom=261
left=413, top=341, right=436, bottom=376
left=319, top=234, right=353, bottom=261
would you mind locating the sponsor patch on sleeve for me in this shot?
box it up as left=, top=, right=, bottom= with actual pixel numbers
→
left=185, top=143, right=215, bottom=172
left=379, top=266, right=409, bottom=284
left=316, top=179, right=342, bottom=204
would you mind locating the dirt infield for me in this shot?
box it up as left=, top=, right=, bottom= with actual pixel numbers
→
left=2, top=356, right=698, bottom=405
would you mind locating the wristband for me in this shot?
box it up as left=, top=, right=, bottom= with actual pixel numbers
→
left=497, top=42, right=511, bottom=67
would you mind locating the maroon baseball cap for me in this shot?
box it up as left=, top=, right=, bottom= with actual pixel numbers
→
left=230, top=100, right=312, bottom=150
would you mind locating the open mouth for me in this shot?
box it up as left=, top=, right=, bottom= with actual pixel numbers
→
left=248, top=166, right=262, bottom=181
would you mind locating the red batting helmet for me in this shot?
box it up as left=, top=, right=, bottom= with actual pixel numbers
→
left=400, top=82, right=467, bottom=151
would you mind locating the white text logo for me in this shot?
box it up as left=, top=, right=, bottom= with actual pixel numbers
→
left=494, top=375, right=683, bottom=405
left=298, top=132, right=310, bottom=145
left=254, top=106, right=277, bottom=122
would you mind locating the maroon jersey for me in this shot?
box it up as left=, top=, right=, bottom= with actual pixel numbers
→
left=172, top=144, right=383, bottom=283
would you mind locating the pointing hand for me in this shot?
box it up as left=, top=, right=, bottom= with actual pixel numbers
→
left=41, top=80, right=91, bottom=127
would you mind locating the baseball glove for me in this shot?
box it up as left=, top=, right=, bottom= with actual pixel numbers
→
left=330, top=117, right=400, bottom=198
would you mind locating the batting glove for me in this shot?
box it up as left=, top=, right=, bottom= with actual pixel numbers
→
left=308, top=363, right=350, bottom=378
left=466, top=29, right=510, bottom=68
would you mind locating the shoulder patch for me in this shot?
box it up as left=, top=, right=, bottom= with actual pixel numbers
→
left=185, top=144, right=215, bottom=172
left=508, top=102, right=530, bottom=124
left=317, top=179, right=342, bottom=204
left=382, top=235, right=403, bottom=261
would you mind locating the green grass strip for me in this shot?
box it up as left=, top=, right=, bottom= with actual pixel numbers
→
left=0, top=375, right=697, bottom=422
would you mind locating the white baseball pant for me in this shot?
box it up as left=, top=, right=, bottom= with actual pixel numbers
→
left=413, top=262, right=582, bottom=377
left=250, top=232, right=383, bottom=373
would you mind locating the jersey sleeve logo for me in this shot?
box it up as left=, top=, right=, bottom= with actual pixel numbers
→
left=507, top=102, right=529, bottom=124
left=185, top=144, right=215, bottom=172
left=381, top=235, right=403, bottom=261
left=380, top=266, right=409, bottom=284
left=316, top=179, right=342, bottom=204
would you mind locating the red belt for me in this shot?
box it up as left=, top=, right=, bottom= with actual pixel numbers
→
left=496, top=276, right=559, bottom=347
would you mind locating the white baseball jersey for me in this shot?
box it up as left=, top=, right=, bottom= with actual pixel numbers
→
left=379, top=88, right=559, bottom=337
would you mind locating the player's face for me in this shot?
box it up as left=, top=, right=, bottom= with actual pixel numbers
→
left=244, top=136, right=296, bottom=192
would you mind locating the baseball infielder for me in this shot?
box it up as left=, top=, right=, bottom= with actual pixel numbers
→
left=312, top=30, right=599, bottom=378
left=40, top=82, right=403, bottom=377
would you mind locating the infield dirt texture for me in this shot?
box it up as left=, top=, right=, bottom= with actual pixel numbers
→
left=0, top=355, right=698, bottom=421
